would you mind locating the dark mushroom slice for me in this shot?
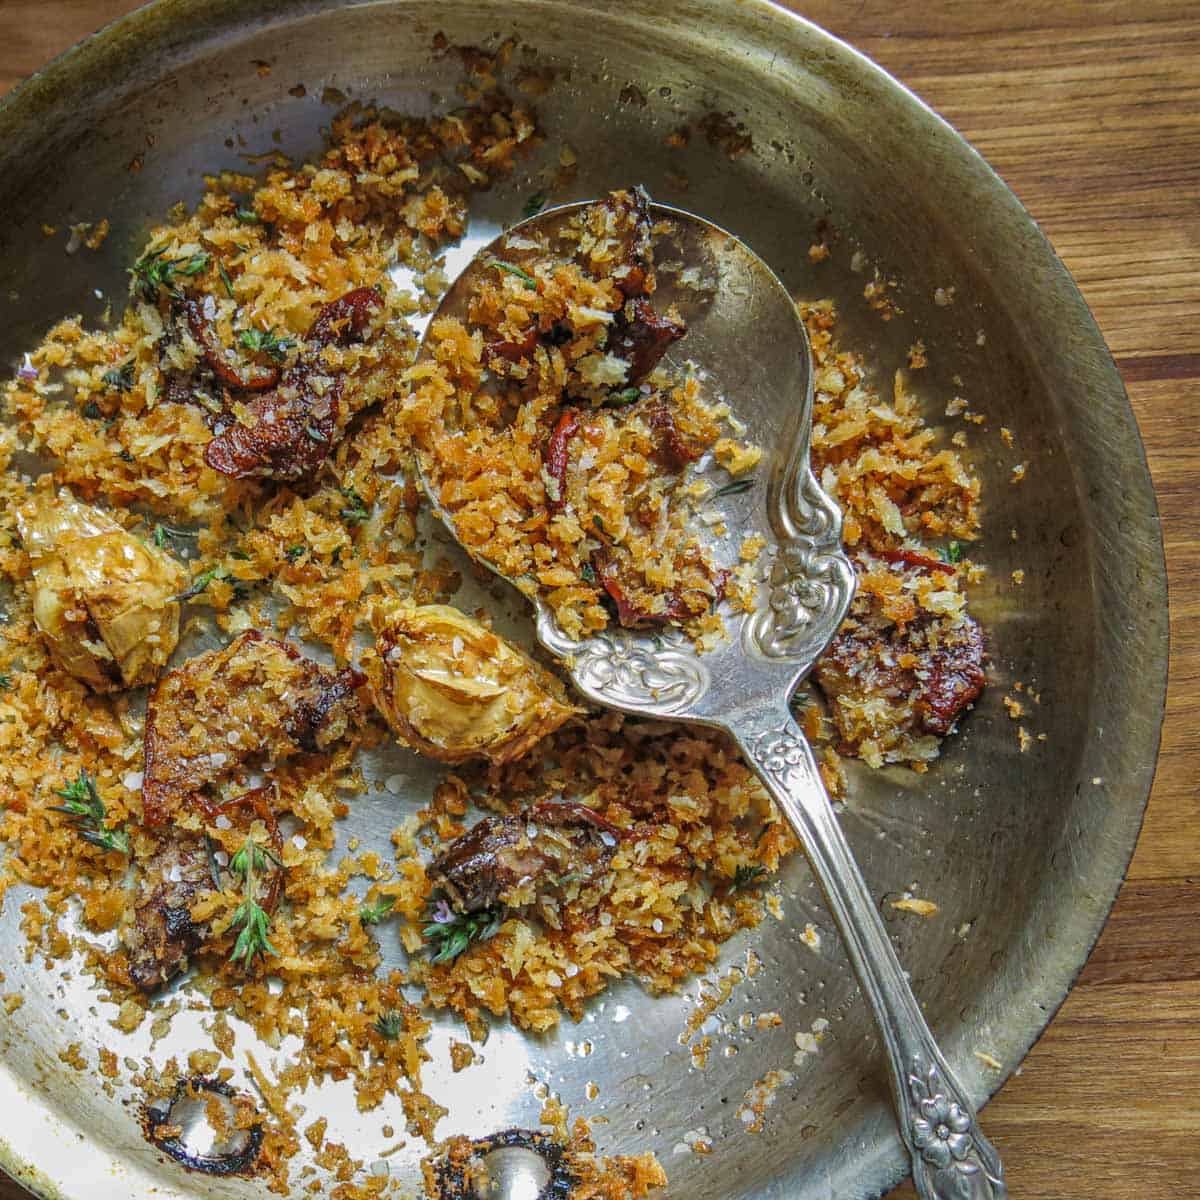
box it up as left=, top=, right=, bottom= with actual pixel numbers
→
left=203, top=286, right=384, bottom=481
left=305, top=285, right=384, bottom=347
left=141, top=629, right=364, bottom=826
left=641, top=399, right=704, bottom=471
left=814, top=572, right=986, bottom=760
left=596, top=187, right=654, bottom=299
left=125, top=832, right=213, bottom=992
left=204, top=363, right=340, bottom=480
left=183, top=298, right=281, bottom=392
left=430, top=802, right=623, bottom=914
left=611, top=296, right=686, bottom=384
left=125, top=788, right=284, bottom=992
left=591, top=545, right=726, bottom=628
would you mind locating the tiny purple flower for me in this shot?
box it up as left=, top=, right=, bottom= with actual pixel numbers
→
left=17, top=355, right=37, bottom=382
left=431, top=898, right=455, bottom=924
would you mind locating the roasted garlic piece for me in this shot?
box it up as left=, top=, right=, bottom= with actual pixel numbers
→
left=15, top=491, right=185, bottom=692
left=367, top=602, right=578, bottom=765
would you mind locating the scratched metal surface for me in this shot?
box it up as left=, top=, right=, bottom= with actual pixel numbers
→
left=0, top=3, right=1167, bottom=1200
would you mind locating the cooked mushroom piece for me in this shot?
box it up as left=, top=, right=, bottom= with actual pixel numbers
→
left=814, top=571, right=986, bottom=765
left=124, top=832, right=215, bottom=992
left=430, top=802, right=622, bottom=913
left=366, top=602, right=578, bottom=765
left=141, top=630, right=365, bottom=825
left=15, top=490, right=185, bottom=692
left=125, top=789, right=284, bottom=991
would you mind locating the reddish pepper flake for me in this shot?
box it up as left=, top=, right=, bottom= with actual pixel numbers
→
left=877, top=548, right=956, bottom=575
left=483, top=323, right=538, bottom=365
left=544, top=408, right=580, bottom=512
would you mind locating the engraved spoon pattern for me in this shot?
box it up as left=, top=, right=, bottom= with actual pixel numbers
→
left=415, top=201, right=1006, bottom=1200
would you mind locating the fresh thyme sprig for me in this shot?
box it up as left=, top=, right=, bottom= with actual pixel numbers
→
left=228, top=835, right=281, bottom=968
left=102, top=361, right=136, bottom=392
left=521, top=192, right=547, bottom=219
left=485, top=258, right=538, bottom=290
left=152, top=522, right=200, bottom=550
left=938, top=541, right=964, bottom=565
left=374, top=1010, right=404, bottom=1040
left=338, top=487, right=370, bottom=526
left=731, top=863, right=767, bottom=892
left=422, top=896, right=505, bottom=964
left=359, top=896, right=396, bottom=927
left=49, top=769, right=129, bottom=855
left=130, top=248, right=211, bottom=303
left=239, top=328, right=294, bottom=362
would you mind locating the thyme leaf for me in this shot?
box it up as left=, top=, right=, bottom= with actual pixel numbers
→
left=228, top=835, right=280, bottom=968
left=239, top=327, right=293, bottom=362
left=174, top=564, right=247, bottom=603
left=731, top=863, right=767, bottom=892
left=102, top=361, right=136, bottom=392
left=713, top=478, right=755, bottom=498
left=607, top=386, right=642, bottom=407
left=374, top=1010, right=404, bottom=1040
left=339, top=487, right=370, bottom=525
left=421, top=897, right=505, bottom=965
left=521, top=192, right=547, bottom=219
left=359, top=896, right=396, bottom=927
left=48, top=769, right=129, bottom=856
left=485, top=258, right=538, bottom=290
left=938, top=541, right=963, bottom=564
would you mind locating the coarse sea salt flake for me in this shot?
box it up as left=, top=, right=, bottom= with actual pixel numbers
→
left=215, top=815, right=233, bottom=830
left=384, top=774, right=408, bottom=795
left=122, top=771, right=144, bottom=791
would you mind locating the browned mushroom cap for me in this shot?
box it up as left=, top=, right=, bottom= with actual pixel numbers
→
left=141, top=630, right=365, bottom=825
left=430, top=802, right=623, bottom=913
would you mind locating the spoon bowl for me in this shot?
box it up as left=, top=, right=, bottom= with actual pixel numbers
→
left=416, top=199, right=1007, bottom=1200
left=416, top=201, right=855, bottom=721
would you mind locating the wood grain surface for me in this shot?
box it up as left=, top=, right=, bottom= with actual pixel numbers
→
left=1, top=2, right=1197, bottom=1197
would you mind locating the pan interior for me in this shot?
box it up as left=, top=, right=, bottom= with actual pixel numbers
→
left=0, top=4, right=1166, bottom=1200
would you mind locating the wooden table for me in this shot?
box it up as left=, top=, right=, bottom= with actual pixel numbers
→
left=2, top=2, right=1196, bottom=1196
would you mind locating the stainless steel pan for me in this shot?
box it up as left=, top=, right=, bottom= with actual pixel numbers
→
left=0, top=3, right=1167, bottom=1199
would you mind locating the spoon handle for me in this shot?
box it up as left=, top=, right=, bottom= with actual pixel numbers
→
left=732, top=710, right=1008, bottom=1200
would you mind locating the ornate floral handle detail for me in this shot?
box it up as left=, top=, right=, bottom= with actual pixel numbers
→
left=906, top=1055, right=1007, bottom=1200
left=537, top=609, right=709, bottom=715
left=735, top=715, right=1007, bottom=1200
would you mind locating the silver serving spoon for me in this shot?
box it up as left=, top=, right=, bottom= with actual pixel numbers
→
left=415, top=202, right=1006, bottom=1200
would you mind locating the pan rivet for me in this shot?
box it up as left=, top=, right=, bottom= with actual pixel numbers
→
left=472, top=1145, right=551, bottom=1200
